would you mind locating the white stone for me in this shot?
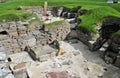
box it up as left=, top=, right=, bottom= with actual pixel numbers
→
left=103, top=42, right=109, bottom=48
left=99, top=47, right=106, bottom=52
left=5, top=74, right=15, bottom=78
left=89, top=41, right=95, bottom=44
left=66, top=18, right=75, bottom=22
left=0, top=52, right=6, bottom=61
left=8, top=51, right=32, bottom=64
left=26, top=36, right=36, bottom=47
left=0, top=68, right=9, bottom=77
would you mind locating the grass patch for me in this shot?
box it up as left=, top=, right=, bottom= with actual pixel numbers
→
left=45, top=20, right=67, bottom=26
left=78, top=6, right=120, bottom=34
left=112, top=30, right=120, bottom=37
left=0, top=12, right=35, bottom=22
left=0, top=0, right=120, bottom=35
left=20, top=13, right=34, bottom=21
left=0, top=13, right=19, bottom=22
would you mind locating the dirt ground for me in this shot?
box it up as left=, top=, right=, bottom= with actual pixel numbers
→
left=71, top=41, right=120, bottom=78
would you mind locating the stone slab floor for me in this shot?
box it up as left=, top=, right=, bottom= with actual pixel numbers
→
left=26, top=41, right=120, bottom=78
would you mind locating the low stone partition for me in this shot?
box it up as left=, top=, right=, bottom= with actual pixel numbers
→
left=43, top=22, right=71, bottom=44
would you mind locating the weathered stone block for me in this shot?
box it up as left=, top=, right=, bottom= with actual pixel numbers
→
left=10, top=63, right=27, bottom=74
left=25, top=36, right=36, bottom=47
left=13, top=63, right=26, bottom=70
left=8, top=30, right=18, bottom=37
left=26, top=45, right=57, bottom=61
left=8, top=51, right=32, bottom=64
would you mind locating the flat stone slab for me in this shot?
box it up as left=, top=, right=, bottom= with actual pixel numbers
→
left=8, top=51, right=32, bottom=64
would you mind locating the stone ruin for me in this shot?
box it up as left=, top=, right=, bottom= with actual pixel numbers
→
left=1, top=3, right=119, bottom=77
left=0, top=3, right=83, bottom=77
left=0, top=6, right=71, bottom=77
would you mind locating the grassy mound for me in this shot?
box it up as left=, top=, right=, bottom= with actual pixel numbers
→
left=78, top=6, right=120, bottom=34
left=0, top=12, right=35, bottom=22
left=45, top=20, right=67, bottom=26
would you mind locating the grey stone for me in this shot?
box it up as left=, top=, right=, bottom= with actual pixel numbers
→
left=50, top=61, right=62, bottom=68
left=18, top=21, right=29, bottom=26
left=0, top=67, right=10, bottom=77
left=5, top=73, right=15, bottom=78
left=26, top=36, right=36, bottom=47
left=0, top=46, right=5, bottom=51
left=1, top=23, right=9, bottom=29
left=32, top=30, right=40, bottom=35
left=73, top=50, right=80, bottom=56
left=8, top=51, right=32, bottom=64
left=26, top=45, right=57, bottom=61
left=0, top=52, right=6, bottom=61
left=14, top=71, right=28, bottom=78
left=62, top=60, right=73, bottom=65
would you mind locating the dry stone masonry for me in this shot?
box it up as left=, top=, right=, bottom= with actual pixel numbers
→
left=0, top=13, right=70, bottom=77
left=0, top=6, right=120, bottom=78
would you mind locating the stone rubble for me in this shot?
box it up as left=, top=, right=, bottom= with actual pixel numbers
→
left=26, top=41, right=105, bottom=78
left=0, top=7, right=70, bottom=77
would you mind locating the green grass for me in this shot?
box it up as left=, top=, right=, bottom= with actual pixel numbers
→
left=0, top=0, right=120, bottom=16
left=45, top=20, right=67, bottom=26
left=0, top=0, right=120, bottom=35
left=78, top=6, right=120, bottom=34
left=112, top=30, right=120, bottom=37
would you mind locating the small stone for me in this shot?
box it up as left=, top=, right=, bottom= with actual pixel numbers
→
left=0, top=68, right=10, bottom=77
left=50, top=62, right=62, bottom=68
left=73, top=50, right=80, bottom=56
left=89, top=41, right=95, bottom=44
left=0, top=52, right=6, bottom=61
left=5, top=73, right=15, bottom=78
left=62, top=60, right=73, bottom=65
left=99, top=47, right=106, bottom=52
left=16, top=6, right=22, bottom=10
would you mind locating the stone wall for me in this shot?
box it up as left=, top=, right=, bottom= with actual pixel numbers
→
left=43, top=22, right=71, bottom=44
left=0, top=21, right=70, bottom=54
left=0, top=21, right=70, bottom=77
